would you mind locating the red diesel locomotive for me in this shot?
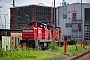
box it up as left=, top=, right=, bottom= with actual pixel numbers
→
left=21, top=22, right=62, bottom=48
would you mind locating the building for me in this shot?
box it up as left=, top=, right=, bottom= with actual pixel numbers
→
left=56, top=2, right=90, bottom=43
left=10, top=5, right=56, bottom=29
left=0, top=29, right=21, bottom=41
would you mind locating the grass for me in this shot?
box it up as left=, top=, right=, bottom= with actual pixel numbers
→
left=0, top=44, right=90, bottom=60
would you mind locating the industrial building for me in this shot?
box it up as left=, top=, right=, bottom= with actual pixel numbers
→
left=10, top=2, right=90, bottom=44
left=56, top=1, right=90, bottom=43
left=10, top=5, right=56, bottom=29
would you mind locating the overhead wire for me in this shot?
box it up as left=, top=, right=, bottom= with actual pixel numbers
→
left=17, top=8, right=30, bottom=18
left=2, top=6, right=9, bottom=13
left=0, top=0, right=11, bottom=8
left=1, top=0, right=30, bottom=21
left=0, top=0, right=12, bottom=29
left=1, top=0, right=30, bottom=18
left=0, top=0, right=11, bottom=15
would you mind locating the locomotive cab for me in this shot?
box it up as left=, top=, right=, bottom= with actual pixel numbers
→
left=28, top=22, right=38, bottom=27
left=28, top=22, right=43, bottom=28
left=22, top=22, right=43, bottom=48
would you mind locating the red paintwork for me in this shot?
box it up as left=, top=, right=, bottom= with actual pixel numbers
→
left=42, top=24, right=48, bottom=40
left=22, top=22, right=62, bottom=42
left=55, top=30, right=59, bottom=41
left=42, top=28, right=47, bottom=40
left=64, top=41, right=67, bottom=54
left=47, top=25, right=55, bottom=40
left=22, top=27, right=42, bottom=40
left=48, top=30, right=52, bottom=40
left=72, top=13, right=76, bottom=20
left=46, top=29, right=48, bottom=40
left=22, top=22, right=43, bottom=41
left=55, top=27, right=62, bottom=41
left=78, top=24, right=81, bottom=31
left=23, top=42, right=26, bottom=51
left=60, top=30, right=62, bottom=40
left=37, top=28, right=42, bottom=40
left=51, top=26, right=54, bottom=38
left=22, top=27, right=37, bottom=40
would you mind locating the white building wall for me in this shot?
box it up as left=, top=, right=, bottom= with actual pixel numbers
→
left=56, top=3, right=90, bottom=41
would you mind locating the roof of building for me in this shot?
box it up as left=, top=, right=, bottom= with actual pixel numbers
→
left=10, top=3, right=90, bottom=9
left=10, top=4, right=54, bottom=9
left=57, top=3, right=90, bottom=8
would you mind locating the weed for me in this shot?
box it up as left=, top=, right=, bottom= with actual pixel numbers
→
left=48, top=42, right=59, bottom=52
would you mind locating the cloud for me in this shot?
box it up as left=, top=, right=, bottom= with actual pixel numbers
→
left=15, top=0, right=53, bottom=6
left=67, top=0, right=90, bottom=4
left=83, top=0, right=90, bottom=3
left=15, top=0, right=63, bottom=7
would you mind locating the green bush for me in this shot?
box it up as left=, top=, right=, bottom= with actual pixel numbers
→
left=0, top=41, right=8, bottom=57
left=0, top=41, right=3, bottom=57
left=48, top=42, right=59, bottom=52
left=0, top=41, right=2, bottom=47
left=0, top=47, right=9, bottom=57
left=0, top=47, right=4, bottom=57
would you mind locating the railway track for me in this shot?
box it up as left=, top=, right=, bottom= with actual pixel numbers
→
left=50, top=49, right=90, bottom=60
left=49, top=49, right=90, bottom=60
left=70, top=49, right=90, bottom=60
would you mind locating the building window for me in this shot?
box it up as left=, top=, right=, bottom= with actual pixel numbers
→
left=63, top=5, right=67, bottom=18
left=66, top=23, right=72, bottom=27
left=72, top=13, right=76, bottom=20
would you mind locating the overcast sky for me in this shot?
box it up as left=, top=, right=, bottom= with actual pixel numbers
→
left=0, top=0, right=90, bottom=29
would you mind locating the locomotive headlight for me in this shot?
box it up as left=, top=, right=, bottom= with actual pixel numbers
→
left=41, top=25, right=42, bottom=27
